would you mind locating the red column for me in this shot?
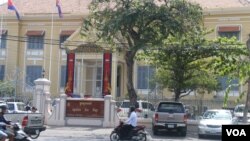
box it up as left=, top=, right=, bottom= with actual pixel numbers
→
left=65, top=53, right=75, bottom=97
left=102, top=52, right=112, bottom=96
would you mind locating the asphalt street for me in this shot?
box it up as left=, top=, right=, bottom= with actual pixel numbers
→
left=33, top=125, right=221, bottom=141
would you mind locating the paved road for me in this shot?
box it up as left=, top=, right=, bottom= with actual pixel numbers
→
left=33, top=125, right=221, bottom=141
left=148, top=125, right=221, bottom=141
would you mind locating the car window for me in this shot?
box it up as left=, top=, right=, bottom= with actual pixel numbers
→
left=7, top=104, right=14, bottom=111
left=17, top=104, right=25, bottom=111
left=142, top=102, right=154, bottom=111
left=142, top=102, right=148, bottom=109
left=235, top=106, right=250, bottom=113
left=203, top=111, right=232, bottom=120
left=121, top=102, right=131, bottom=108
left=158, top=103, right=184, bottom=113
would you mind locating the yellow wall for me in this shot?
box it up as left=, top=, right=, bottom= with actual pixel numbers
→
left=2, top=15, right=83, bottom=98
left=2, top=7, right=250, bottom=101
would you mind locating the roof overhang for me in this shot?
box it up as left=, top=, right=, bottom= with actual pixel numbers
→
left=63, top=27, right=111, bottom=53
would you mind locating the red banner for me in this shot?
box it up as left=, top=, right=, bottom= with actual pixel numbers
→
left=65, top=53, right=75, bottom=97
left=102, top=53, right=112, bottom=96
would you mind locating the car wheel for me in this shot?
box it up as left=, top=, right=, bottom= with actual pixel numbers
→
left=198, top=134, right=204, bottom=138
left=179, top=128, right=187, bottom=137
left=180, top=131, right=186, bottom=137
left=153, top=127, right=158, bottom=135
left=28, top=130, right=40, bottom=139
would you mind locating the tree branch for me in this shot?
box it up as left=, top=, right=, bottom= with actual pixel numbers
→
left=179, top=90, right=192, bottom=98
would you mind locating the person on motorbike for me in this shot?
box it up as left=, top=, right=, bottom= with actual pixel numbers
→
left=120, top=106, right=138, bottom=139
left=0, top=105, right=14, bottom=141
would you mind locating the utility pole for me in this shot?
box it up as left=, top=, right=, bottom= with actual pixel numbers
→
left=243, top=35, right=250, bottom=123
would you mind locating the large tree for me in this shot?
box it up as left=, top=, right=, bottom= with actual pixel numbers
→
left=81, top=0, right=203, bottom=104
left=213, top=36, right=249, bottom=122
left=138, top=28, right=246, bottom=101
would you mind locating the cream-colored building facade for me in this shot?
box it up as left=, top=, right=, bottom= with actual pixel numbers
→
left=0, top=0, right=250, bottom=101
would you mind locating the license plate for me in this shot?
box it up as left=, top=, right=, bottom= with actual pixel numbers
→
left=207, top=130, right=218, bottom=134
left=31, top=120, right=42, bottom=124
left=167, top=124, right=174, bottom=128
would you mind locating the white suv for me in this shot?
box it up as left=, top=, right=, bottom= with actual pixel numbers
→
left=117, top=100, right=155, bottom=118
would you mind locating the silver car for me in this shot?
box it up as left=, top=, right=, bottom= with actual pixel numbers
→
left=198, top=109, right=233, bottom=138
left=233, top=104, right=250, bottom=124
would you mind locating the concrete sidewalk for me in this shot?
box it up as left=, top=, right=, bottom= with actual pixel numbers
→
left=35, top=125, right=153, bottom=141
left=38, top=125, right=113, bottom=137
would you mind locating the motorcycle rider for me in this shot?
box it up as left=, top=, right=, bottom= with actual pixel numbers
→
left=0, top=105, right=14, bottom=141
left=120, top=106, right=138, bottom=139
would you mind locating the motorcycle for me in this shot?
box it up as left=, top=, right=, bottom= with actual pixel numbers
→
left=4, top=123, right=33, bottom=141
left=110, top=121, right=147, bottom=141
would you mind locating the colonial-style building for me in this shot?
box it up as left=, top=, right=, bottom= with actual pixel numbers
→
left=0, top=0, right=249, bottom=102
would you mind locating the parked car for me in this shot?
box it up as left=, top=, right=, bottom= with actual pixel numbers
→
left=0, top=102, right=46, bottom=139
left=233, top=104, right=250, bottom=124
left=6, top=102, right=27, bottom=113
left=152, top=101, right=187, bottom=136
left=117, top=100, right=155, bottom=118
left=198, top=109, right=233, bottom=138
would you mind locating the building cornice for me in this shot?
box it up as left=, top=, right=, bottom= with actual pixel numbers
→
left=204, top=6, right=250, bottom=16
left=3, top=14, right=86, bottom=21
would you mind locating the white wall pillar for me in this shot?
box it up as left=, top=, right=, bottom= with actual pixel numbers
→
left=58, top=94, right=67, bottom=125
left=103, top=95, right=112, bottom=127
left=44, top=98, right=51, bottom=125
left=34, top=78, right=51, bottom=113
left=110, top=100, right=119, bottom=127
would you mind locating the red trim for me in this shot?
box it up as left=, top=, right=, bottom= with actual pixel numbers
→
left=218, top=26, right=240, bottom=32
left=60, top=30, right=75, bottom=36
left=26, top=30, right=45, bottom=36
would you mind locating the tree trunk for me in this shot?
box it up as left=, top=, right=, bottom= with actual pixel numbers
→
left=243, top=79, right=250, bottom=123
left=174, top=89, right=181, bottom=102
left=125, top=51, right=137, bottom=106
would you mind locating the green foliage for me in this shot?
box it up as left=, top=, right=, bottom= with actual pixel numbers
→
left=138, top=27, right=246, bottom=101
left=82, top=0, right=205, bottom=101
left=0, top=81, right=15, bottom=97
left=235, top=91, right=245, bottom=104
left=82, top=0, right=203, bottom=50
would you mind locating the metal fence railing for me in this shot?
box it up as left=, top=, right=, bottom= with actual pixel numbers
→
left=115, top=93, right=240, bottom=120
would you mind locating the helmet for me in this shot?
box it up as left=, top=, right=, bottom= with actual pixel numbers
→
left=0, top=104, right=8, bottom=110
left=130, top=106, right=135, bottom=112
